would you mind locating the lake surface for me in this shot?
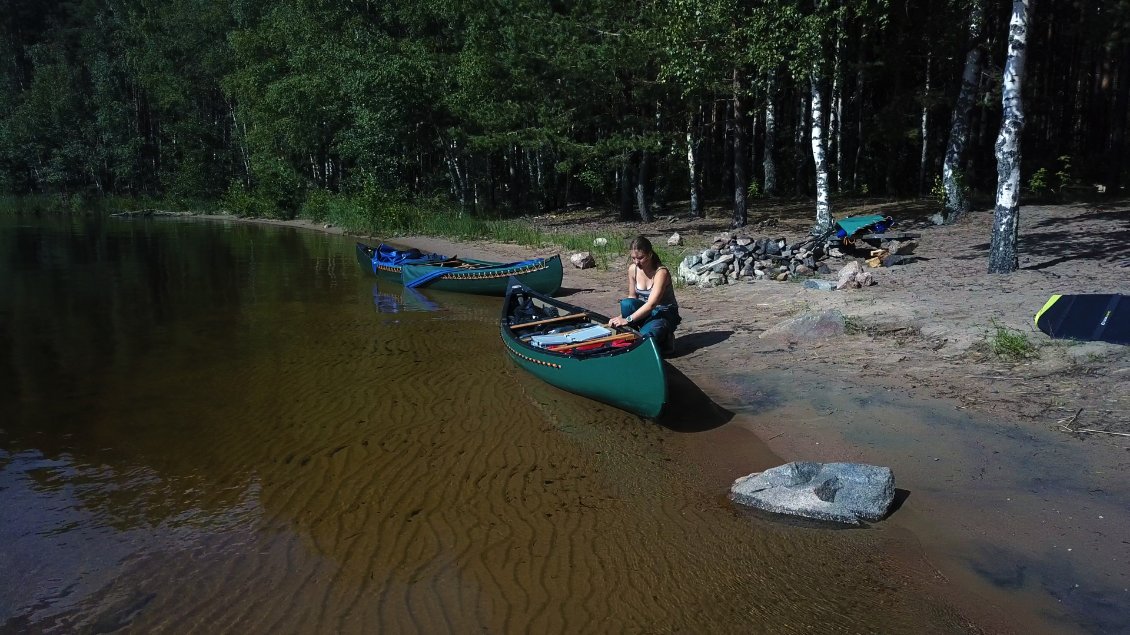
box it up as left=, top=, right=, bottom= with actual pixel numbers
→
left=1, top=214, right=993, bottom=632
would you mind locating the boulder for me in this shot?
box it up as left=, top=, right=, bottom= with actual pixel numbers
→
left=730, top=461, right=896, bottom=525
left=667, top=232, right=683, bottom=246
left=803, top=279, right=835, bottom=291
left=759, top=308, right=845, bottom=340
left=570, top=252, right=596, bottom=269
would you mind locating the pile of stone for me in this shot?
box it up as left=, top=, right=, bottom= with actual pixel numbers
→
left=675, top=229, right=920, bottom=289
left=676, top=231, right=835, bottom=288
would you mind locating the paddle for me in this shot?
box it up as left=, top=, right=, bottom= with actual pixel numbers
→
left=510, top=313, right=589, bottom=330
left=546, top=332, right=639, bottom=352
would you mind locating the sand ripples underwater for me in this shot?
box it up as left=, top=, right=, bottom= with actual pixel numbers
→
left=1, top=222, right=971, bottom=633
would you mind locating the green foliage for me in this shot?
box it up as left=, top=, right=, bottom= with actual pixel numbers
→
left=930, top=175, right=947, bottom=206
left=1026, top=156, right=1074, bottom=200
left=1027, top=168, right=1053, bottom=199
left=1053, top=155, right=1075, bottom=192
left=0, top=0, right=1116, bottom=212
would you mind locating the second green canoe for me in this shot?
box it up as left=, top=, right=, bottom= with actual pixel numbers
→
left=401, top=254, right=562, bottom=296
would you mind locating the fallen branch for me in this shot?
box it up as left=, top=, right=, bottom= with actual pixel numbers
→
left=1061, top=427, right=1130, bottom=438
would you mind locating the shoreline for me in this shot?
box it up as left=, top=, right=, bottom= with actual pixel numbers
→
left=188, top=207, right=1129, bottom=633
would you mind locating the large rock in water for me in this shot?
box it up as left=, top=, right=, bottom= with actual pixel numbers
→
left=730, top=462, right=895, bottom=525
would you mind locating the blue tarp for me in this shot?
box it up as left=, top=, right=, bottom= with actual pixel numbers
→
left=834, top=215, right=893, bottom=238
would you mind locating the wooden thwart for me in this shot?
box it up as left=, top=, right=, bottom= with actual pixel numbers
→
left=510, top=313, right=590, bottom=330
left=548, top=332, right=639, bottom=352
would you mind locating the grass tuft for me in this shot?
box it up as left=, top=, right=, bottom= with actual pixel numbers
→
left=986, top=319, right=1037, bottom=360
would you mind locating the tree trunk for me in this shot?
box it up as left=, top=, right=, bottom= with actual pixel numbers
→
left=687, top=108, right=704, bottom=217
left=918, top=51, right=932, bottom=194
left=732, top=68, right=748, bottom=228
left=636, top=151, right=653, bottom=222
left=763, top=69, right=778, bottom=196
left=619, top=153, right=634, bottom=221
left=989, top=0, right=1032, bottom=274
left=795, top=92, right=808, bottom=196
left=1106, top=42, right=1129, bottom=193
left=940, top=0, right=984, bottom=224
left=810, top=71, right=833, bottom=234
left=830, top=10, right=845, bottom=192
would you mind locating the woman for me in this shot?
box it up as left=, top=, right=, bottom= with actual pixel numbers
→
left=607, top=235, right=681, bottom=355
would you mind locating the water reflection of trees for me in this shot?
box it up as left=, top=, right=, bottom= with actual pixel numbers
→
left=0, top=216, right=351, bottom=526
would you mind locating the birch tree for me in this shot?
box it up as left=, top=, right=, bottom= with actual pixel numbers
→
left=762, top=68, right=778, bottom=196
left=810, top=70, right=833, bottom=234
left=988, top=0, right=1032, bottom=274
left=918, top=52, right=932, bottom=193
left=687, top=109, right=704, bottom=217
left=938, top=0, right=984, bottom=224
left=732, top=69, right=749, bottom=227
left=797, top=2, right=836, bottom=235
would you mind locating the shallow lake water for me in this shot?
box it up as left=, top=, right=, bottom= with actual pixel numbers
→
left=0, top=214, right=1051, bottom=633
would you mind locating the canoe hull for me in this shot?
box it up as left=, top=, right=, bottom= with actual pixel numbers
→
left=358, top=242, right=563, bottom=296
left=355, top=242, right=447, bottom=281
left=501, top=280, right=667, bottom=418
left=402, top=255, right=562, bottom=296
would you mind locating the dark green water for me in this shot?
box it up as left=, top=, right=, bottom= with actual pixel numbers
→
left=0, top=214, right=980, bottom=633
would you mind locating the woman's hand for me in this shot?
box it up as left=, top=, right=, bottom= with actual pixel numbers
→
left=609, top=316, right=629, bottom=328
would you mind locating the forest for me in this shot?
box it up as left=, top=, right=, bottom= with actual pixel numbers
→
left=1, top=0, right=1128, bottom=229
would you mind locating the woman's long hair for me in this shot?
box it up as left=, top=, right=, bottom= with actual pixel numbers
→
left=629, top=235, right=663, bottom=268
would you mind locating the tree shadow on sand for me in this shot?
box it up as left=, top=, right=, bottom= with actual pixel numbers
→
left=1021, top=206, right=1130, bottom=271
left=961, top=204, right=1130, bottom=270
left=656, top=363, right=734, bottom=432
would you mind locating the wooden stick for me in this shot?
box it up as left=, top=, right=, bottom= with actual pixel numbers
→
left=547, top=332, right=639, bottom=352
left=1060, top=427, right=1130, bottom=438
left=510, top=313, right=589, bottom=330
left=1056, top=408, right=1083, bottom=427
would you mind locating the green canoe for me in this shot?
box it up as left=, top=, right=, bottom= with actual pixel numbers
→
left=402, top=254, right=562, bottom=296
left=501, top=279, right=667, bottom=418
left=357, top=241, right=562, bottom=296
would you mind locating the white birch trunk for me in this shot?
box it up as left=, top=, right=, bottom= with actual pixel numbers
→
left=810, top=70, right=832, bottom=233
left=989, top=0, right=1031, bottom=274
left=444, top=137, right=467, bottom=212
left=763, top=69, right=778, bottom=196
left=829, top=12, right=844, bottom=192
left=686, top=109, right=703, bottom=217
left=732, top=69, right=748, bottom=227
left=918, top=52, right=932, bottom=194
left=939, top=0, right=984, bottom=224
left=795, top=93, right=808, bottom=195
